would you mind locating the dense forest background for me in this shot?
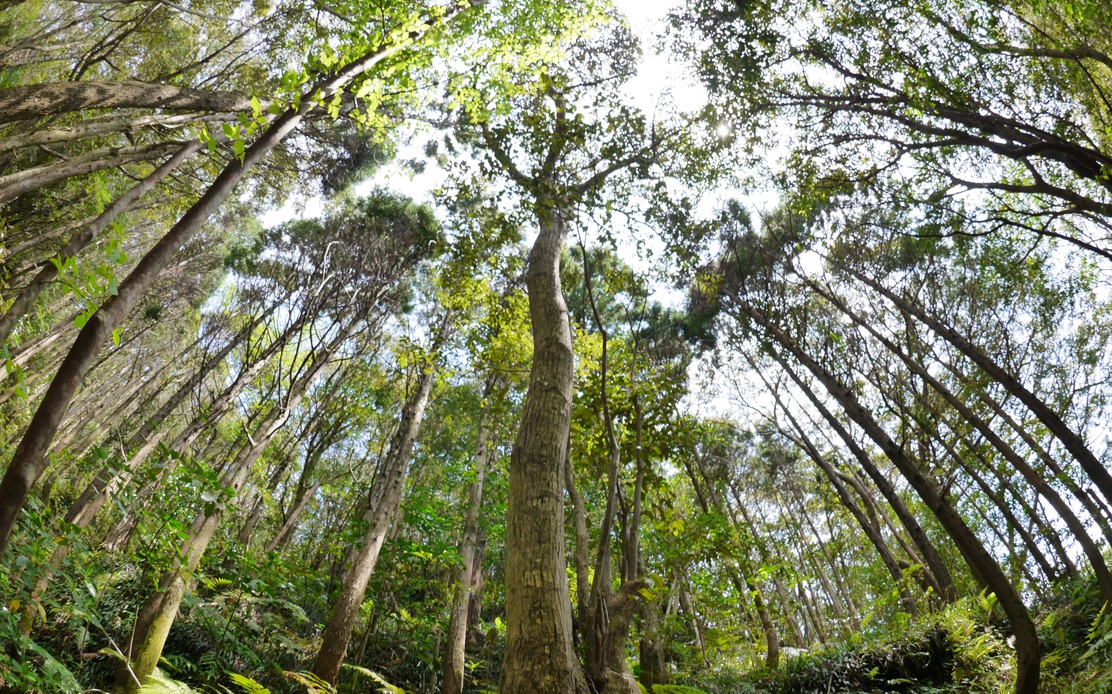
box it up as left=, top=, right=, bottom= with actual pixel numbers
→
left=1, top=1, right=1112, bottom=693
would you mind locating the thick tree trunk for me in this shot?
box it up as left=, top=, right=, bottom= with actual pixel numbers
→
left=443, top=384, right=494, bottom=694
left=499, top=202, right=589, bottom=694
left=741, top=302, right=1040, bottom=694
left=638, top=593, right=667, bottom=689
left=311, top=322, right=444, bottom=684
left=0, top=80, right=256, bottom=123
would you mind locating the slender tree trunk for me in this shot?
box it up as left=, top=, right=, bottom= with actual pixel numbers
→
left=0, top=13, right=457, bottom=558
left=116, top=312, right=359, bottom=691
left=846, top=265, right=1112, bottom=510
left=499, top=201, right=589, bottom=694
left=0, top=141, right=184, bottom=204
left=119, top=399, right=296, bottom=691
left=266, top=480, right=321, bottom=553
left=741, top=302, right=1040, bottom=694
left=0, top=141, right=199, bottom=344
left=761, top=362, right=919, bottom=616
left=775, top=354, right=957, bottom=601
left=0, top=111, right=233, bottom=154
left=443, top=380, right=495, bottom=694
left=311, top=317, right=446, bottom=684
left=821, top=282, right=1112, bottom=602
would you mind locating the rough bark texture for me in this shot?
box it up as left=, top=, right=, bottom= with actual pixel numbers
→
left=0, top=80, right=256, bottom=123
left=311, top=336, right=440, bottom=684
left=499, top=202, right=589, bottom=694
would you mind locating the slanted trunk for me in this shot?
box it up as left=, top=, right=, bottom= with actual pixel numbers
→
left=0, top=80, right=256, bottom=123
left=0, top=141, right=200, bottom=345
left=0, top=141, right=185, bottom=204
left=821, top=282, right=1112, bottom=602
left=775, top=354, right=957, bottom=602
left=312, top=321, right=444, bottom=684
left=118, top=399, right=297, bottom=692
left=0, top=14, right=455, bottom=557
left=848, top=266, right=1112, bottom=511
left=743, top=302, right=1040, bottom=694
left=443, top=381, right=496, bottom=694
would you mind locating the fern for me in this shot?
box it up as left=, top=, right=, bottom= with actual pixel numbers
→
left=229, top=672, right=272, bottom=693
left=286, top=670, right=336, bottom=693
left=342, top=664, right=407, bottom=693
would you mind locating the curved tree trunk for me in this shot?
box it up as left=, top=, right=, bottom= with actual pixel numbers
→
left=499, top=201, right=589, bottom=694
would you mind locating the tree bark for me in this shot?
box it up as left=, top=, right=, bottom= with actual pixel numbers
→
left=499, top=201, right=589, bottom=694
left=0, top=80, right=256, bottom=123
left=311, top=315, right=447, bottom=685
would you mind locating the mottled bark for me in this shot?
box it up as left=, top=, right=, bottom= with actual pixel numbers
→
left=499, top=201, right=588, bottom=694
left=0, top=80, right=256, bottom=123
left=312, top=317, right=446, bottom=684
